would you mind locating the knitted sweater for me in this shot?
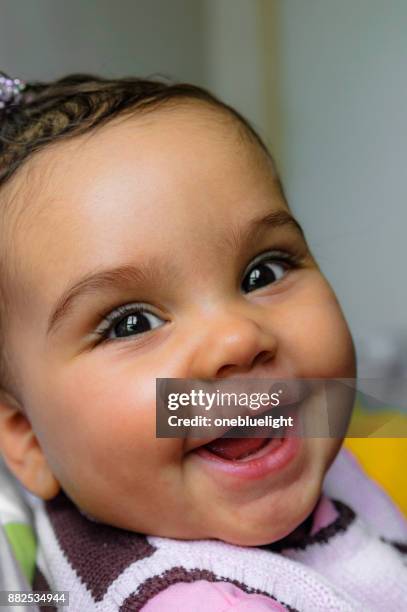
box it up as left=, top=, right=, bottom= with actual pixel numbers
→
left=21, top=450, right=406, bottom=612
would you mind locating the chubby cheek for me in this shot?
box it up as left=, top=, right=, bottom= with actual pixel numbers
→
left=279, top=275, right=356, bottom=483
left=284, top=274, right=356, bottom=379
left=27, top=357, right=180, bottom=507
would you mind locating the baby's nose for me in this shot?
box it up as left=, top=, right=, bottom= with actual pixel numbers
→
left=188, top=309, right=278, bottom=379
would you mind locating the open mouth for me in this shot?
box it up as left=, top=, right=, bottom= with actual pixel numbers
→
left=197, top=408, right=289, bottom=462
left=202, top=435, right=284, bottom=462
left=192, top=428, right=300, bottom=481
left=195, top=403, right=293, bottom=463
left=188, top=389, right=308, bottom=480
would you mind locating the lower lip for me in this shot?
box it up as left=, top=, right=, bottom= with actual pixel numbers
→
left=191, top=436, right=301, bottom=481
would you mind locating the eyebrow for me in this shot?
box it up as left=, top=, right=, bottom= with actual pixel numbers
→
left=226, top=209, right=305, bottom=252
left=47, top=209, right=305, bottom=337
left=46, top=259, right=178, bottom=337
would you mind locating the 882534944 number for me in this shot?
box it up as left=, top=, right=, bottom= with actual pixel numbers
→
left=0, top=590, right=69, bottom=607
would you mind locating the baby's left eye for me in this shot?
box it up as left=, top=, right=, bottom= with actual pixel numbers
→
left=241, top=255, right=291, bottom=293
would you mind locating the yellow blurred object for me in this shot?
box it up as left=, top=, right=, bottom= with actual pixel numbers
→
left=344, top=397, right=407, bottom=516
left=344, top=438, right=407, bottom=516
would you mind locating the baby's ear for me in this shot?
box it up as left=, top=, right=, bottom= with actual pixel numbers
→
left=0, top=389, right=60, bottom=500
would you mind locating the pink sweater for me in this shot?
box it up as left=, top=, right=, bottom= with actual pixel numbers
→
left=142, top=490, right=406, bottom=611
left=143, top=580, right=287, bottom=610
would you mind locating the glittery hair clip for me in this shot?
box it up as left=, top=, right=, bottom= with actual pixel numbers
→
left=0, top=71, right=26, bottom=111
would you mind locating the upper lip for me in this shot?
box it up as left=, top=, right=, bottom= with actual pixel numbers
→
left=185, top=378, right=312, bottom=453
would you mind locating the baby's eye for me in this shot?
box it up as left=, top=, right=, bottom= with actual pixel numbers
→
left=95, top=305, right=165, bottom=342
left=112, top=311, right=163, bottom=338
left=241, top=251, right=296, bottom=294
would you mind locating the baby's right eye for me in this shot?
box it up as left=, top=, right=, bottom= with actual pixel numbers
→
left=95, top=304, right=165, bottom=342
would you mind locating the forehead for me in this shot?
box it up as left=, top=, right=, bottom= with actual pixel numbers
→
left=10, top=100, right=276, bottom=219
left=2, top=103, right=284, bottom=306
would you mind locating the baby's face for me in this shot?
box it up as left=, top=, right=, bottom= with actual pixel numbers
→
left=1, top=103, right=356, bottom=545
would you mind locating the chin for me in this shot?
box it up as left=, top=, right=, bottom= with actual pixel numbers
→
left=214, top=481, right=323, bottom=547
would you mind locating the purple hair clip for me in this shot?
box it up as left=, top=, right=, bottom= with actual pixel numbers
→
left=0, top=71, right=26, bottom=111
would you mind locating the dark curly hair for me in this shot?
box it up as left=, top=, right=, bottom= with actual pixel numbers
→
left=0, top=73, right=269, bottom=188
left=0, top=72, right=273, bottom=394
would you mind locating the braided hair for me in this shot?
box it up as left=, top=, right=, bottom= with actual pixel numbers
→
left=0, top=73, right=268, bottom=189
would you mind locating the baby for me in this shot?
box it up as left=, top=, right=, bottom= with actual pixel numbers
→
left=0, top=73, right=405, bottom=611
